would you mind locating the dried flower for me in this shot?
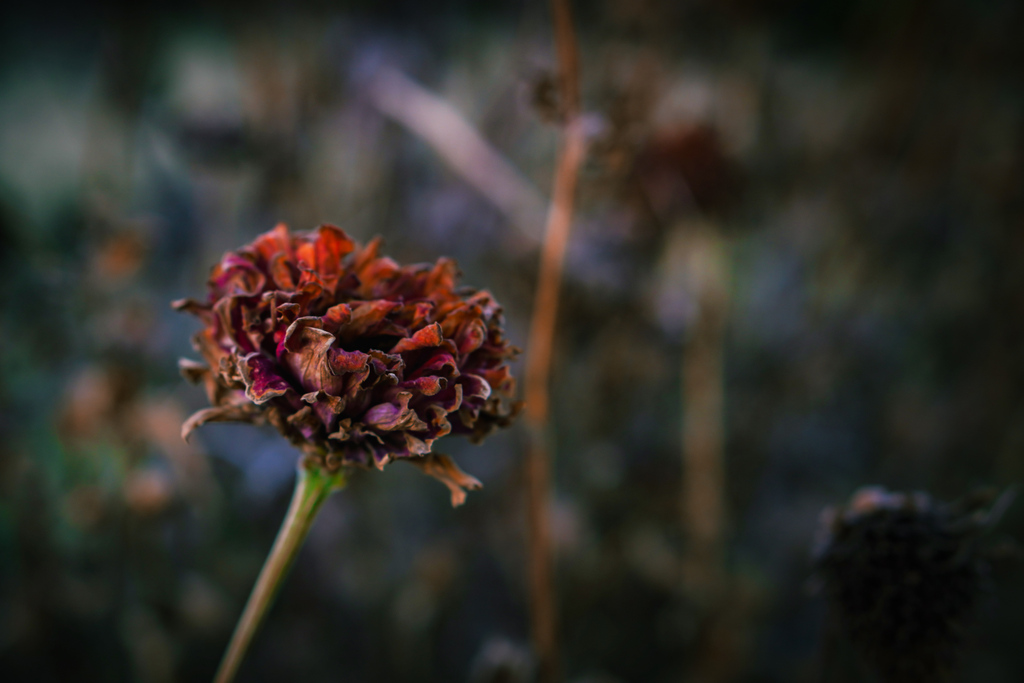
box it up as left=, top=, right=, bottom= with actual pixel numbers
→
left=174, top=223, right=518, bottom=505
left=636, top=123, right=742, bottom=217
left=814, top=486, right=1004, bottom=683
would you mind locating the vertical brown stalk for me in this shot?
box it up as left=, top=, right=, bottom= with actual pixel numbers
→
left=523, top=1, right=584, bottom=681
left=680, top=229, right=729, bottom=600
left=677, top=227, right=742, bottom=683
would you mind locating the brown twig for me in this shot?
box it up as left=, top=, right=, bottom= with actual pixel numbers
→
left=523, top=1, right=584, bottom=681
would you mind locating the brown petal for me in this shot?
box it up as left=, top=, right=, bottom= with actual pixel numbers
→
left=171, top=298, right=210, bottom=317
left=301, top=390, right=347, bottom=412
left=402, top=432, right=432, bottom=456
left=276, top=302, right=301, bottom=317
left=458, top=374, right=491, bottom=402
left=424, top=403, right=453, bottom=439
left=285, top=405, right=322, bottom=441
left=181, top=405, right=259, bottom=442
left=301, top=390, right=347, bottom=431
left=282, top=317, right=351, bottom=395
left=327, top=418, right=354, bottom=442
left=178, top=358, right=209, bottom=384
left=367, top=349, right=405, bottom=376
left=407, top=453, right=482, bottom=507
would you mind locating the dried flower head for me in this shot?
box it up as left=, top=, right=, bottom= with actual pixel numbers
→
left=814, top=486, right=1003, bottom=683
left=174, top=224, right=519, bottom=505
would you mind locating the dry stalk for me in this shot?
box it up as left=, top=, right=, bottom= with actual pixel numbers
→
left=679, top=228, right=729, bottom=600
left=523, top=1, right=585, bottom=681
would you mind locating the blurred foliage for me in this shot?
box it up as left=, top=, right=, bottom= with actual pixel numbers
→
left=1, top=0, right=1023, bottom=682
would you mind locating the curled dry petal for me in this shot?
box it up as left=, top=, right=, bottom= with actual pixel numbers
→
left=240, top=353, right=293, bottom=404
left=407, top=453, right=484, bottom=507
left=182, top=405, right=262, bottom=442
left=175, top=223, right=518, bottom=505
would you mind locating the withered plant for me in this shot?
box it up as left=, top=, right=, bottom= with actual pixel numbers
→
left=175, top=224, right=518, bottom=682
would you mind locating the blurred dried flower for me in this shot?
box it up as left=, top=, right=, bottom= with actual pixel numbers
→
left=174, top=224, right=518, bottom=505
left=123, top=468, right=175, bottom=517
left=90, top=230, right=147, bottom=284
left=814, top=486, right=1007, bottom=683
left=636, top=123, right=741, bottom=217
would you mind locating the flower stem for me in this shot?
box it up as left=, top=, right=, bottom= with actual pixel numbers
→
left=214, top=463, right=346, bottom=683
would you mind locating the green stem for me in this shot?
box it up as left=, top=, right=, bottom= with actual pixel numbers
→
left=214, top=463, right=346, bottom=683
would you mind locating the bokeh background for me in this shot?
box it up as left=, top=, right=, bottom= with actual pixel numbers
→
left=2, top=1, right=1024, bottom=681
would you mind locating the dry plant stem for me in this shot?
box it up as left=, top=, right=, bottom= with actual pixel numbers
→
left=680, top=230, right=729, bottom=600
left=214, top=464, right=346, bottom=683
left=523, top=2, right=583, bottom=682
left=524, top=426, right=559, bottom=683
left=677, top=230, right=736, bottom=683
left=681, top=300, right=726, bottom=592
left=523, top=124, right=586, bottom=421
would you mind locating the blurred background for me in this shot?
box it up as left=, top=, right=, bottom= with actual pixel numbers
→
left=2, top=0, right=1024, bottom=681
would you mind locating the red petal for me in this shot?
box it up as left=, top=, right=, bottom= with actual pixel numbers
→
left=425, top=258, right=458, bottom=296
left=329, top=347, right=370, bottom=373
left=352, top=236, right=382, bottom=275
left=343, top=300, right=400, bottom=339
left=239, top=352, right=293, bottom=404
left=409, top=351, right=459, bottom=380
left=268, top=252, right=297, bottom=290
left=398, top=376, right=447, bottom=397
left=314, top=225, right=356, bottom=282
left=321, top=303, right=352, bottom=335
left=391, top=323, right=443, bottom=353
left=210, top=254, right=266, bottom=297
left=251, top=223, right=292, bottom=263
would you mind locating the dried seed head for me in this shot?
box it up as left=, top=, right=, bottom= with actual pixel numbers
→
left=814, top=487, right=997, bottom=683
